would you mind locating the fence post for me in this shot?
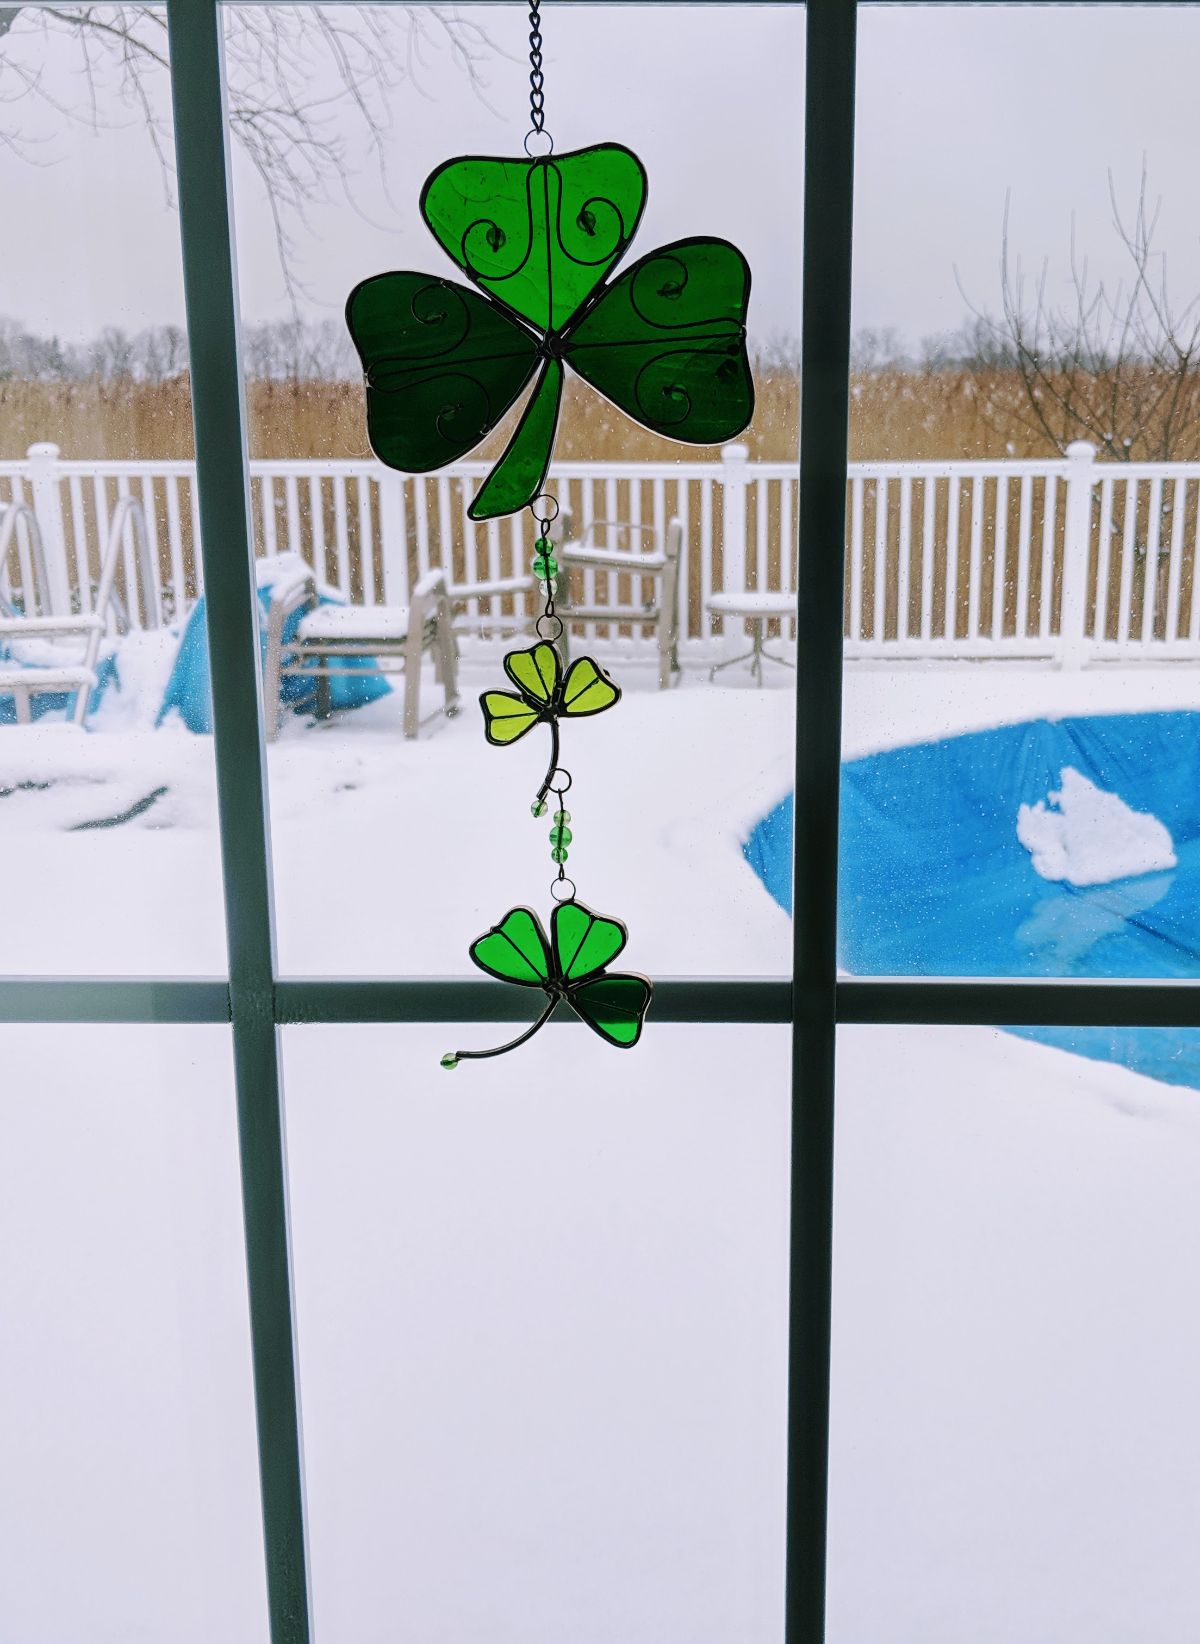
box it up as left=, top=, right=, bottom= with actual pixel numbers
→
left=26, top=443, right=72, bottom=614
left=377, top=468, right=409, bottom=605
left=1059, top=440, right=1095, bottom=668
left=719, top=443, right=750, bottom=599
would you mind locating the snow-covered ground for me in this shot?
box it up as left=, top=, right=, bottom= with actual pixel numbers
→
left=3, top=656, right=1200, bottom=1642
left=4, top=1020, right=1200, bottom=1643
left=4, top=648, right=1199, bottom=976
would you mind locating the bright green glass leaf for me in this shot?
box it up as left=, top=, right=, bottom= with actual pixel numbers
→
left=569, top=974, right=652, bottom=1048
left=421, top=145, right=647, bottom=335
left=553, top=901, right=627, bottom=982
left=561, top=656, right=620, bottom=718
left=504, top=642, right=561, bottom=706
left=480, top=691, right=541, bottom=746
left=345, top=272, right=540, bottom=472
left=469, top=358, right=563, bottom=520
left=563, top=238, right=754, bottom=444
left=470, top=907, right=551, bottom=985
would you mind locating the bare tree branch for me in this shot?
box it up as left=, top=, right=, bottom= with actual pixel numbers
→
left=0, top=4, right=498, bottom=301
left=963, top=168, right=1200, bottom=464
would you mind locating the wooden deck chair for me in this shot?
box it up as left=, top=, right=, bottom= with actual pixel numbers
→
left=0, top=496, right=158, bottom=725
left=262, top=565, right=460, bottom=741
left=555, top=515, right=683, bottom=688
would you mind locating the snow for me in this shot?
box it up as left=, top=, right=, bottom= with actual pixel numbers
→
left=1017, top=765, right=1178, bottom=886
left=3, top=656, right=1200, bottom=1641
left=4, top=1021, right=1200, bottom=1642
left=5, top=652, right=1200, bottom=977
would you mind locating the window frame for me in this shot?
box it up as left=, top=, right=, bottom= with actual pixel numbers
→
left=7, top=2, right=1195, bottom=1641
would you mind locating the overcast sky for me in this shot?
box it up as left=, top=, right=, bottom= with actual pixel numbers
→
left=2, top=5, right=1200, bottom=350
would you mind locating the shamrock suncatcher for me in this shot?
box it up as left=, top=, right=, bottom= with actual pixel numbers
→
left=348, top=0, right=753, bottom=1063
left=441, top=902, right=652, bottom=1066
left=346, top=143, right=755, bottom=519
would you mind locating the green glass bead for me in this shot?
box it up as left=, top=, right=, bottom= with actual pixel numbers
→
left=553, top=809, right=571, bottom=824
left=532, top=554, right=558, bottom=578
left=534, top=536, right=553, bottom=554
left=550, top=825, right=573, bottom=847
left=440, top=1053, right=459, bottom=1070
left=531, top=799, right=548, bottom=818
left=551, top=846, right=569, bottom=864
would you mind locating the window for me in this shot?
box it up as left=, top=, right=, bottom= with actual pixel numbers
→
left=6, top=4, right=1195, bottom=1643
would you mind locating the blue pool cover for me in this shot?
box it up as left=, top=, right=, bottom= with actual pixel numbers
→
left=744, top=711, right=1200, bottom=1090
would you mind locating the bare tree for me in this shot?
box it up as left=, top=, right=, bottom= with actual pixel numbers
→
left=966, top=165, right=1200, bottom=462
left=850, top=325, right=908, bottom=373
left=0, top=5, right=495, bottom=296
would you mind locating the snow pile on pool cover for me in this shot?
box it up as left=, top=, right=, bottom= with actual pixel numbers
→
left=1016, top=765, right=1177, bottom=886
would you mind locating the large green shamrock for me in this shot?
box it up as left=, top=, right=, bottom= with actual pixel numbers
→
left=346, top=143, right=754, bottom=520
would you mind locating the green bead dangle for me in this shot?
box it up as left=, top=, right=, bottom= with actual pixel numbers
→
left=553, top=808, right=571, bottom=824
left=551, top=846, right=569, bottom=864
left=531, top=798, right=548, bottom=818
left=531, top=536, right=558, bottom=583
left=550, top=824, right=572, bottom=847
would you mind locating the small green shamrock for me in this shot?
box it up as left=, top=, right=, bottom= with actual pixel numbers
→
left=346, top=143, right=754, bottom=520
left=441, top=900, right=652, bottom=1065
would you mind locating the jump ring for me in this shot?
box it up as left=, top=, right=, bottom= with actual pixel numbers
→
left=550, top=876, right=577, bottom=903
left=523, top=130, right=554, bottom=158
left=529, top=491, right=559, bottom=522
left=548, top=766, right=573, bottom=794
left=536, top=613, right=564, bottom=642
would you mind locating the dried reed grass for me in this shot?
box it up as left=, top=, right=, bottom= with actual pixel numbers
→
left=0, top=369, right=1060, bottom=463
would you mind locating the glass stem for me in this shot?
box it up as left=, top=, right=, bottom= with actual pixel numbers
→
left=536, top=715, right=561, bottom=806
left=450, top=995, right=557, bottom=1062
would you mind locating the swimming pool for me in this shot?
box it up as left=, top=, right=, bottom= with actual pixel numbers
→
left=744, top=710, right=1200, bottom=1089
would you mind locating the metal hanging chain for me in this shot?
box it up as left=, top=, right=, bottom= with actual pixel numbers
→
left=525, top=0, right=552, bottom=151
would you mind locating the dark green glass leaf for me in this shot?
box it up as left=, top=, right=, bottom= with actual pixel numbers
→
left=346, top=272, right=540, bottom=472
left=469, top=358, right=563, bottom=520
left=469, top=907, right=552, bottom=986
left=552, top=900, right=627, bottom=983
left=568, top=973, right=652, bottom=1048
left=421, top=145, right=647, bottom=335
left=563, top=238, right=754, bottom=444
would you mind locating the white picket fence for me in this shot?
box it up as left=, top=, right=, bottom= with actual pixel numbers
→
left=3, top=439, right=1200, bottom=666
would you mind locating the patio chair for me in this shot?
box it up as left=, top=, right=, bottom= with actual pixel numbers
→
left=443, top=570, right=540, bottom=641
left=0, top=496, right=158, bottom=725
left=555, top=515, right=683, bottom=688
left=262, top=564, right=460, bottom=741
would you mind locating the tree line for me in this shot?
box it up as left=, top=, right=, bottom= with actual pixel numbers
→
left=0, top=316, right=358, bottom=384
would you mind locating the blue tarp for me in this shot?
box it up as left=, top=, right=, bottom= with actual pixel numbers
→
left=158, top=586, right=391, bottom=734
left=0, top=649, right=117, bottom=725
left=743, top=711, right=1200, bottom=1091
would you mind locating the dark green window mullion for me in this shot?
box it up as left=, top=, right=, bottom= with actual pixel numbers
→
left=8, top=974, right=1200, bottom=1029
left=788, top=2, right=858, bottom=1642
left=164, top=3, right=312, bottom=1642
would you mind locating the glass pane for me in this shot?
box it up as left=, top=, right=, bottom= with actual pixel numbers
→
left=0, top=9, right=227, bottom=974
left=832, top=1024, right=1200, bottom=1638
left=0, top=1025, right=268, bottom=1641
left=223, top=3, right=802, bottom=976
left=823, top=4, right=1200, bottom=978
left=281, top=1023, right=790, bottom=1639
